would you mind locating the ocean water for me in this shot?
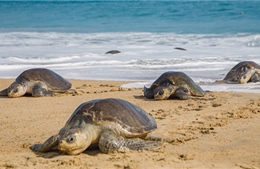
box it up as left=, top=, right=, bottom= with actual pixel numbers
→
left=0, top=1, right=260, bottom=92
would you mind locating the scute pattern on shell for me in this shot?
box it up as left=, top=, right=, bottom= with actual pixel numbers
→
left=149, top=71, right=205, bottom=97
left=16, top=68, right=71, bottom=91
left=66, top=98, right=157, bottom=134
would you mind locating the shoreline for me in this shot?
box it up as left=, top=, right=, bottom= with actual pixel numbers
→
left=0, top=79, right=260, bottom=169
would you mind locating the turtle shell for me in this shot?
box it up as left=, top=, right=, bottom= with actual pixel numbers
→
left=223, top=61, right=260, bottom=81
left=65, top=98, right=157, bottom=135
left=150, top=71, right=205, bottom=96
left=16, top=68, right=71, bottom=91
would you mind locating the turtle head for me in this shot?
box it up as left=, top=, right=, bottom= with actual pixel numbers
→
left=58, top=127, right=92, bottom=155
left=154, top=85, right=174, bottom=100
left=7, top=82, right=27, bottom=98
left=237, top=66, right=255, bottom=84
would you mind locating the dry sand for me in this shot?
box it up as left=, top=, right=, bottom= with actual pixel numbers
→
left=0, top=79, right=259, bottom=169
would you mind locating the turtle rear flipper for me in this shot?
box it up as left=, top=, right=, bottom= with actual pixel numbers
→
left=30, top=135, right=60, bottom=152
left=98, top=131, right=161, bottom=153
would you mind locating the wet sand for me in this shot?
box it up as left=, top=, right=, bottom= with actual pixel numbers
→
left=0, top=79, right=259, bottom=169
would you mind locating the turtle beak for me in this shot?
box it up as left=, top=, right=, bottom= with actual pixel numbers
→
left=58, top=140, right=65, bottom=151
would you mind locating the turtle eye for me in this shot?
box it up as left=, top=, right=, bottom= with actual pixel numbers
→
left=159, top=90, right=164, bottom=96
left=67, top=135, right=76, bottom=143
left=13, top=88, right=18, bottom=93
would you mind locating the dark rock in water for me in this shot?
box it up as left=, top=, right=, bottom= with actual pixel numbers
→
left=174, top=47, right=187, bottom=51
left=105, top=50, right=121, bottom=54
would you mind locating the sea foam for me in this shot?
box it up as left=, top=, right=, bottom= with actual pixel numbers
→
left=0, top=32, right=259, bottom=92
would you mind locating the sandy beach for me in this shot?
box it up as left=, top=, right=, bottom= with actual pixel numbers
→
left=0, top=78, right=259, bottom=169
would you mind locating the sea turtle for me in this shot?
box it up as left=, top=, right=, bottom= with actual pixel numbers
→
left=223, top=61, right=260, bottom=84
left=0, top=68, right=72, bottom=98
left=144, top=71, right=205, bottom=100
left=30, top=98, right=161, bottom=155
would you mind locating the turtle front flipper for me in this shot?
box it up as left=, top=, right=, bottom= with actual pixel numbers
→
left=174, top=87, right=190, bottom=100
left=32, top=88, right=57, bottom=97
left=31, top=82, right=57, bottom=97
left=30, top=135, right=60, bottom=152
left=250, top=72, right=260, bottom=82
left=98, top=131, right=161, bottom=153
left=143, top=86, right=155, bottom=99
left=0, top=88, right=8, bottom=96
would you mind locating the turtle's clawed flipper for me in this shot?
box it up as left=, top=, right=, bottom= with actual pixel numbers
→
left=32, top=88, right=57, bottom=97
left=143, top=86, right=154, bottom=99
left=174, top=87, right=190, bottom=100
left=122, top=138, right=161, bottom=152
left=30, top=135, right=59, bottom=152
left=98, top=131, right=161, bottom=153
left=250, top=72, right=260, bottom=82
left=31, top=82, right=58, bottom=97
left=0, top=88, right=8, bottom=96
